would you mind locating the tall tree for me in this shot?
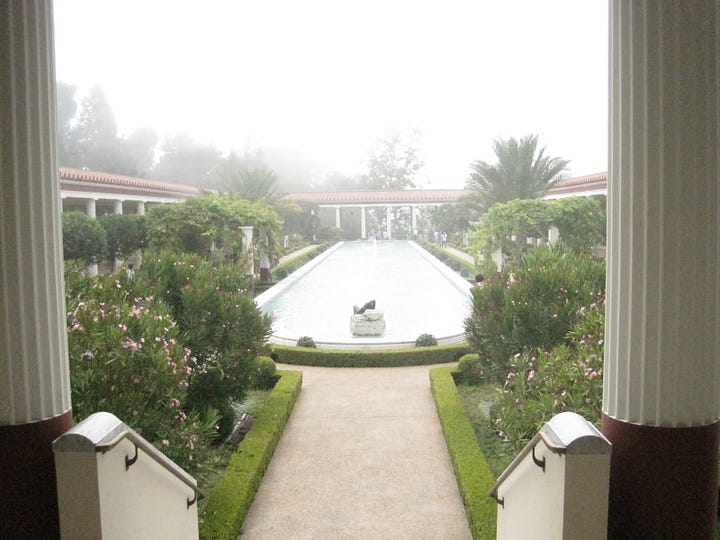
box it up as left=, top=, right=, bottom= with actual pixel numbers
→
left=217, top=153, right=280, bottom=202
left=361, top=129, right=424, bottom=190
left=151, top=134, right=221, bottom=187
left=70, top=85, right=124, bottom=171
left=56, top=81, right=79, bottom=166
left=466, top=134, right=569, bottom=211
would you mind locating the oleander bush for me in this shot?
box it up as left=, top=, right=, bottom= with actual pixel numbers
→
left=489, top=295, right=605, bottom=453
left=251, top=356, right=278, bottom=390
left=464, top=244, right=605, bottom=381
left=65, top=269, right=218, bottom=470
left=136, top=250, right=273, bottom=438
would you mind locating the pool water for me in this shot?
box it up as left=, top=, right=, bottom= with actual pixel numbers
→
left=254, top=241, right=473, bottom=349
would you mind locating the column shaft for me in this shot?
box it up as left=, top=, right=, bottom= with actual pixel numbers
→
left=0, top=2, right=73, bottom=537
left=604, top=2, right=719, bottom=537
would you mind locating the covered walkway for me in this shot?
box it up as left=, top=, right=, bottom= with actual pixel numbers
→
left=240, top=365, right=472, bottom=539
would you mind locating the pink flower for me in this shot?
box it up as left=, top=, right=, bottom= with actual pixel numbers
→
left=162, top=439, right=170, bottom=446
left=170, top=398, right=181, bottom=409
left=527, top=370, right=536, bottom=380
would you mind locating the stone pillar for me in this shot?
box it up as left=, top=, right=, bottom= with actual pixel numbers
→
left=548, top=226, right=559, bottom=246
left=137, top=201, right=145, bottom=215
left=335, top=206, right=341, bottom=229
left=114, top=199, right=123, bottom=215
left=603, top=2, right=719, bottom=538
left=385, top=206, right=392, bottom=239
left=361, top=206, right=367, bottom=239
left=410, top=206, right=417, bottom=237
left=85, top=198, right=97, bottom=218
left=0, top=3, right=73, bottom=537
left=258, top=229, right=270, bottom=281
left=239, top=226, right=254, bottom=277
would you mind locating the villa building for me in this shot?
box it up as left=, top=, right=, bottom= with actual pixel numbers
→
left=1, top=1, right=718, bottom=538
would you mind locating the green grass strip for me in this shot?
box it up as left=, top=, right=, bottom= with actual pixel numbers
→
left=430, top=366, right=497, bottom=539
left=272, top=343, right=470, bottom=367
left=199, top=370, right=303, bottom=540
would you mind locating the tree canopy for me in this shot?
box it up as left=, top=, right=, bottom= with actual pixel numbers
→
left=360, top=129, right=424, bottom=190
left=469, top=196, right=605, bottom=264
left=466, top=134, right=569, bottom=212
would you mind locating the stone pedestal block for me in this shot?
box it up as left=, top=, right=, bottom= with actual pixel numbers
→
left=350, top=310, right=385, bottom=336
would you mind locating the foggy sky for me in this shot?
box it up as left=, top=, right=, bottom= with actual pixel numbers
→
left=53, top=0, right=608, bottom=189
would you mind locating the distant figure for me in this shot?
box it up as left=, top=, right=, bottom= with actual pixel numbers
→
left=474, top=273, right=485, bottom=287
left=353, top=299, right=376, bottom=315
left=126, top=263, right=135, bottom=280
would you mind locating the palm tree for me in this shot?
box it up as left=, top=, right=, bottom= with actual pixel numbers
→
left=466, top=134, right=569, bottom=212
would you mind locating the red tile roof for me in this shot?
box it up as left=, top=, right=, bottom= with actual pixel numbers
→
left=551, top=172, right=607, bottom=188
left=283, top=189, right=473, bottom=205
left=59, top=167, right=201, bottom=195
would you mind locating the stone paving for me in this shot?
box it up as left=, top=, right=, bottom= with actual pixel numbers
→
left=239, top=365, right=472, bottom=539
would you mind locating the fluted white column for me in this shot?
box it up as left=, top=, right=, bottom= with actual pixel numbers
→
left=85, top=198, right=96, bottom=218
left=0, top=2, right=73, bottom=537
left=360, top=206, right=367, bottom=239
left=335, top=206, right=341, bottom=228
left=603, top=2, right=719, bottom=537
left=137, top=201, right=146, bottom=215
left=385, top=206, right=392, bottom=239
left=240, top=226, right=254, bottom=276
left=114, top=199, right=123, bottom=215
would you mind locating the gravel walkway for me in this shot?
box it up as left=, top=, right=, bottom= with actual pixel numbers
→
left=239, top=364, right=472, bottom=539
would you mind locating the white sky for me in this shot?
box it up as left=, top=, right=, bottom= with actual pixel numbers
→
left=53, top=0, right=608, bottom=189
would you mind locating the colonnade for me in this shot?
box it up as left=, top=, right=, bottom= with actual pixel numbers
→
left=327, top=204, right=425, bottom=239
left=1, top=2, right=719, bottom=538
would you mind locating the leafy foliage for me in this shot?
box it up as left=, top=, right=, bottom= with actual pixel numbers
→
left=469, top=197, right=605, bottom=265
left=466, top=134, right=568, bottom=212
left=137, top=251, right=273, bottom=437
left=415, top=333, right=438, bottom=347
left=98, top=213, right=148, bottom=260
left=65, top=271, right=218, bottom=470
left=62, top=211, right=108, bottom=263
left=361, top=129, right=424, bottom=190
left=296, top=336, right=317, bottom=348
left=464, top=245, right=605, bottom=380
left=144, top=194, right=283, bottom=263
left=489, top=296, right=605, bottom=453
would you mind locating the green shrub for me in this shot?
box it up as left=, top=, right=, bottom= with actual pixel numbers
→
left=251, top=356, right=277, bottom=390
left=430, top=367, right=497, bottom=539
left=490, top=295, right=605, bottom=453
left=131, top=250, right=273, bottom=438
left=65, top=272, right=218, bottom=470
left=200, top=370, right=302, bottom=540
left=465, top=245, right=605, bottom=380
left=62, top=211, right=107, bottom=263
left=98, top=213, right=147, bottom=260
left=270, top=243, right=330, bottom=282
left=271, top=343, right=470, bottom=367
left=456, top=353, right=485, bottom=385
left=296, top=336, right=317, bottom=348
left=415, top=333, right=438, bottom=347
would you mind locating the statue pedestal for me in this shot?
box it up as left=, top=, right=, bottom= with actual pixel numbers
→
left=350, top=309, right=385, bottom=336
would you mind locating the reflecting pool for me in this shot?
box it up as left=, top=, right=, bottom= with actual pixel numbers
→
left=254, top=240, right=473, bottom=349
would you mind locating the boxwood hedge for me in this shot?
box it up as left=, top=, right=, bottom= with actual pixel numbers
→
left=199, top=370, right=303, bottom=540
left=430, top=366, right=497, bottom=539
left=270, top=343, right=470, bottom=367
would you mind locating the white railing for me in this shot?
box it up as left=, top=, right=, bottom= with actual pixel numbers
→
left=53, top=412, right=202, bottom=540
left=489, top=412, right=611, bottom=540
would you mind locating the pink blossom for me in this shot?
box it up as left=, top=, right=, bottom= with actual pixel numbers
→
left=170, top=398, right=181, bottom=409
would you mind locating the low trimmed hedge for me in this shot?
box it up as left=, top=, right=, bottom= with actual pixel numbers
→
left=419, top=241, right=477, bottom=279
left=199, top=370, right=303, bottom=540
left=271, top=243, right=330, bottom=280
left=271, top=343, right=470, bottom=367
left=430, top=366, right=497, bottom=539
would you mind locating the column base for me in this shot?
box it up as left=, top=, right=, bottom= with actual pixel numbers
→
left=602, top=414, right=719, bottom=539
left=0, top=410, right=73, bottom=539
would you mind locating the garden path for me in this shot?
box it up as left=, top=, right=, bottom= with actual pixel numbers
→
left=239, top=364, right=472, bottom=539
